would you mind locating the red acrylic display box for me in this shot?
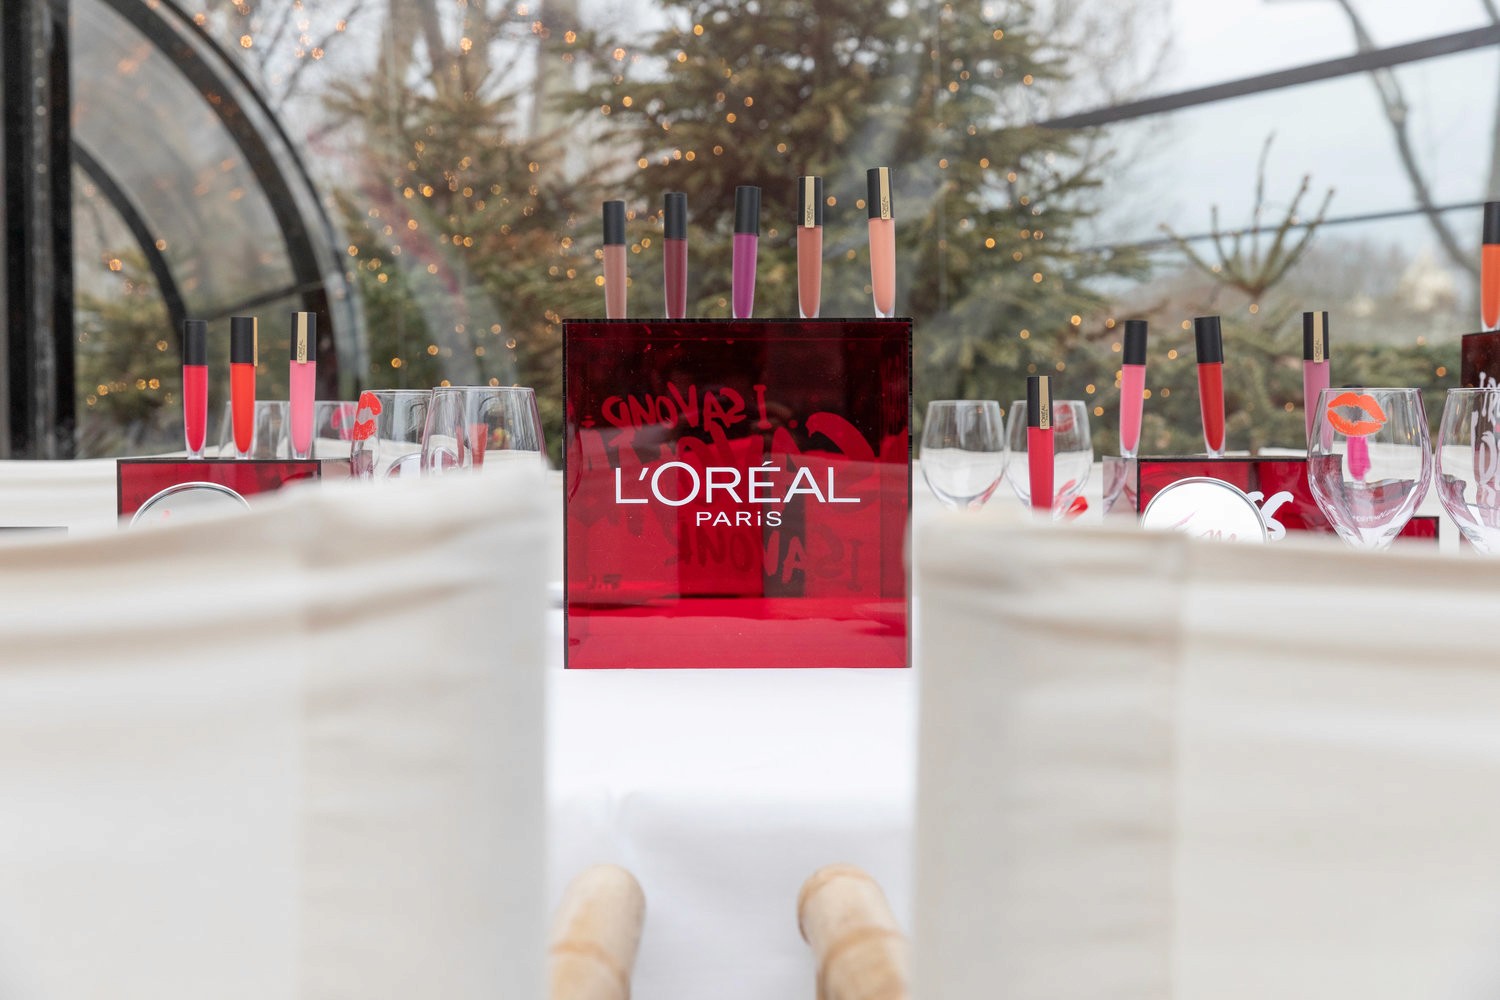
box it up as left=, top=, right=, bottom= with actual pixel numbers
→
left=1103, top=455, right=1438, bottom=541
left=117, top=458, right=337, bottom=523
left=1461, top=330, right=1500, bottom=389
left=564, top=318, right=911, bottom=669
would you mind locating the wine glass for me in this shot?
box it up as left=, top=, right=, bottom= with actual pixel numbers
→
left=919, top=400, right=1008, bottom=509
left=350, top=389, right=430, bottom=480
left=421, top=386, right=546, bottom=475
left=312, top=400, right=359, bottom=459
left=1435, top=387, right=1500, bottom=553
left=1308, top=387, right=1430, bottom=549
left=1006, top=399, right=1093, bottom=515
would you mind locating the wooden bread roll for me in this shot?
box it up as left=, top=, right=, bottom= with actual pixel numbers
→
left=797, top=864, right=910, bottom=1000
left=548, top=865, right=646, bottom=1000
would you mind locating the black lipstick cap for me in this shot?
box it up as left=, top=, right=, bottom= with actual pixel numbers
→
left=797, top=176, right=824, bottom=227
left=1026, top=374, right=1052, bottom=429
left=1122, top=319, right=1148, bottom=366
left=663, top=192, right=687, bottom=240
left=1486, top=202, right=1500, bottom=244
left=182, top=319, right=207, bottom=366
left=867, top=167, right=892, bottom=220
left=1302, top=311, right=1330, bottom=363
left=1193, top=316, right=1223, bottom=364
left=603, top=201, right=626, bottom=245
left=230, top=316, right=257, bottom=365
left=734, top=186, right=761, bottom=235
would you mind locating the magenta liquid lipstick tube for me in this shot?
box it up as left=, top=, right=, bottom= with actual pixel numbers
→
left=1119, top=319, right=1147, bottom=458
left=289, top=311, right=316, bottom=460
left=732, top=185, right=760, bottom=319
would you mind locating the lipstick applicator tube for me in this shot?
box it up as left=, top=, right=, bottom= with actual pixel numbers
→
left=289, top=311, right=317, bottom=460
left=602, top=200, right=627, bottom=319
left=1194, top=315, right=1226, bottom=458
left=1302, top=310, right=1331, bottom=444
left=867, top=167, right=895, bottom=318
left=181, top=319, right=208, bottom=459
left=797, top=175, right=824, bottom=319
left=229, top=316, right=258, bottom=460
left=1483, top=203, right=1500, bottom=332
left=1119, top=319, right=1147, bottom=458
left=732, top=185, right=760, bottom=319
left=663, top=192, right=688, bottom=319
left=1027, top=375, right=1055, bottom=513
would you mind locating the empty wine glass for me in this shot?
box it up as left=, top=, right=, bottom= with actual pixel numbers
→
left=1308, top=387, right=1430, bottom=549
left=311, top=400, right=359, bottom=459
left=1435, top=387, right=1500, bottom=553
left=1006, top=399, right=1093, bottom=516
left=350, top=389, right=430, bottom=480
left=421, top=386, right=546, bottom=475
left=919, top=400, right=1008, bottom=509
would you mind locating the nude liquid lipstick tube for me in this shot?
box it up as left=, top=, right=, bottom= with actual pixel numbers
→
left=1483, top=202, right=1500, bottom=332
left=289, top=311, right=317, bottom=460
left=1119, top=319, right=1147, bottom=458
left=867, top=167, right=895, bottom=318
left=603, top=200, right=627, bottom=319
left=1194, top=315, right=1226, bottom=458
left=663, top=192, right=688, bottom=320
left=230, top=316, right=258, bottom=460
left=1302, top=310, right=1331, bottom=443
left=1027, top=375, right=1054, bottom=513
left=732, top=185, right=760, bottom=319
left=797, top=175, right=824, bottom=319
left=181, top=319, right=208, bottom=459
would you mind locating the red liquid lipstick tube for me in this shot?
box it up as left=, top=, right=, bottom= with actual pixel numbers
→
left=797, top=175, right=824, bottom=319
left=1119, top=319, right=1147, bottom=458
left=1194, top=315, right=1225, bottom=458
left=181, top=319, right=208, bottom=459
left=1302, top=311, right=1331, bottom=443
left=867, top=167, right=895, bottom=318
left=230, top=316, right=258, bottom=460
left=663, top=192, right=688, bottom=319
left=1484, top=202, right=1500, bottom=332
left=603, top=200, right=627, bottom=319
left=1027, top=374, right=1054, bottom=513
left=732, top=185, right=760, bottom=319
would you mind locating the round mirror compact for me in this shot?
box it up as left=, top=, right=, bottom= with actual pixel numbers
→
left=1140, top=477, right=1268, bottom=543
left=129, top=482, right=251, bottom=528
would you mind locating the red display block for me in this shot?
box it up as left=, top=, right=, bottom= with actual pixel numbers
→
left=117, top=458, right=337, bottom=523
left=1102, top=455, right=1438, bottom=542
left=564, top=318, right=911, bottom=669
left=1461, top=331, right=1500, bottom=389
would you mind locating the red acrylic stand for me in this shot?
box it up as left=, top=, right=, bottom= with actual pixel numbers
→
left=1103, top=455, right=1438, bottom=542
left=564, top=318, right=911, bottom=669
left=1461, top=330, right=1500, bottom=389
left=116, top=458, right=337, bottom=520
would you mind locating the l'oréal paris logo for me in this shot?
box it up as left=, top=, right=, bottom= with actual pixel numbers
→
left=615, top=459, right=858, bottom=526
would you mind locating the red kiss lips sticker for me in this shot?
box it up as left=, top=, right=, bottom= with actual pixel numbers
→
left=1325, top=391, right=1387, bottom=437
left=352, top=391, right=383, bottom=441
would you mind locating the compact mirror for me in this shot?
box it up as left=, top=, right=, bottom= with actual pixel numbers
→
left=129, top=482, right=251, bottom=528
left=1140, top=477, right=1268, bottom=543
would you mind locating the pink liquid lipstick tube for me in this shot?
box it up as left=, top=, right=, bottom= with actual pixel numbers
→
left=797, top=175, right=823, bottom=319
left=867, top=167, right=895, bottom=318
left=1119, top=319, right=1147, bottom=458
left=289, top=311, right=316, bottom=460
left=1027, top=374, right=1054, bottom=512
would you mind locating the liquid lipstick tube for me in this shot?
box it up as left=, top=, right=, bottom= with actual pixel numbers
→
left=180, top=319, right=208, bottom=459
left=867, top=167, right=895, bottom=318
left=663, top=192, right=688, bottom=319
left=1027, top=375, right=1054, bottom=513
left=1302, top=311, right=1331, bottom=443
left=732, top=185, right=760, bottom=319
left=603, top=200, right=627, bottom=319
left=797, top=175, right=824, bottom=319
left=1484, top=202, right=1500, bottom=332
left=230, top=316, right=258, bottom=460
left=1194, top=315, right=1226, bottom=458
left=289, top=311, right=316, bottom=460
left=1119, top=319, right=1147, bottom=458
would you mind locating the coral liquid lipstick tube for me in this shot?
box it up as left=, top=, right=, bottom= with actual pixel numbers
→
left=797, top=175, right=824, bottom=319
left=1483, top=202, right=1500, bottom=332
left=867, top=166, right=896, bottom=318
left=289, top=311, right=317, bottom=460
left=1194, top=315, right=1226, bottom=458
left=1119, top=319, right=1147, bottom=458
left=663, top=192, right=688, bottom=319
left=603, top=200, right=627, bottom=319
left=182, top=319, right=208, bottom=459
left=1302, top=310, right=1331, bottom=443
left=732, top=185, right=760, bottom=319
left=230, top=316, right=258, bottom=460
left=1027, top=375, right=1055, bottom=513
